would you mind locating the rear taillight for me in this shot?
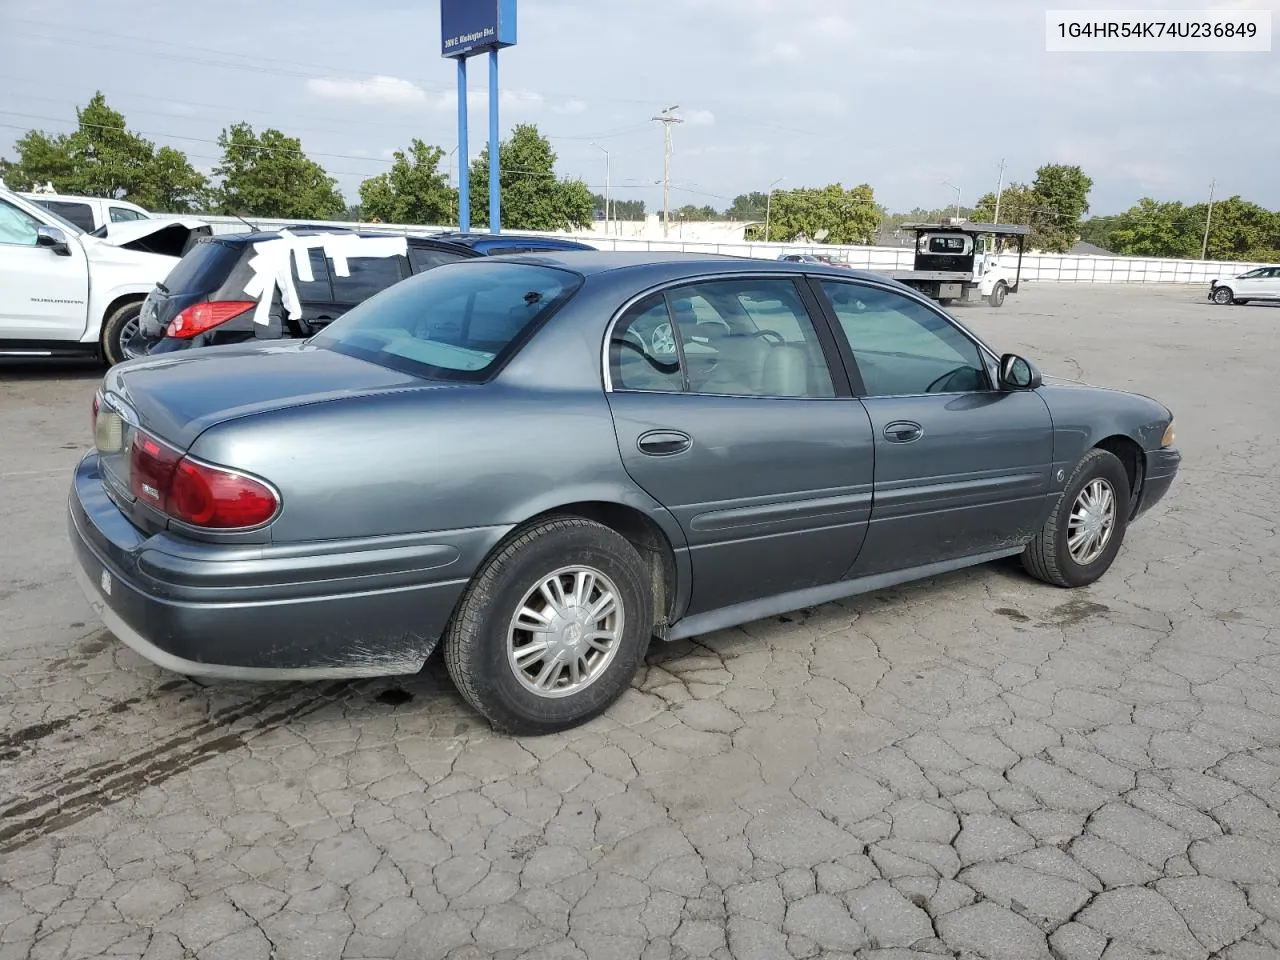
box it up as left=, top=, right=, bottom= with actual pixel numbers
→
left=165, top=300, right=256, bottom=339
left=127, top=428, right=279, bottom=529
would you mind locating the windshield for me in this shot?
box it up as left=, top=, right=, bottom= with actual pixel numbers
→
left=313, top=260, right=583, bottom=381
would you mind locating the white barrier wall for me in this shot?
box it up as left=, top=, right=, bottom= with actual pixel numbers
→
left=193, top=215, right=1272, bottom=284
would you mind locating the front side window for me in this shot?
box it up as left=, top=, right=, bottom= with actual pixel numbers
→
left=609, top=278, right=836, bottom=399
left=0, top=200, right=41, bottom=245
left=316, top=261, right=582, bottom=381
left=821, top=281, right=989, bottom=396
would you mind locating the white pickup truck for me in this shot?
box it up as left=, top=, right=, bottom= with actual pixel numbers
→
left=0, top=184, right=210, bottom=365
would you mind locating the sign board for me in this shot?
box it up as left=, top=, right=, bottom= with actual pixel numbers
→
left=441, top=0, right=517, bottom=58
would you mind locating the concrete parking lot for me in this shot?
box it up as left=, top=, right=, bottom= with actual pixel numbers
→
left=1, top=282, right=1278, bottom=960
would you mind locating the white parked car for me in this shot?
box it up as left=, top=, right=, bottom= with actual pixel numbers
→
left=0, top=184, right=211, bottom=365
left=1208, top=266, right=1280, bottom=305
left=19, top=190, right=152, bottom=233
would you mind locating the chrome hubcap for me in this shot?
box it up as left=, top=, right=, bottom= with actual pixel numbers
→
left=507, top=566, right=624, bottom=699
left=651, top=322, right=677, bottom=357
left=1067, top=478, right=1116, bottom=565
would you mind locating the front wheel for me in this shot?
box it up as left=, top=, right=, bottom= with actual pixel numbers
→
left=100, top=300, right=143, bottom=367
left=988, top=281, right=1008, bottom=307
left=1211, top=286, right=1235, bottom=305
left=1022, top=448, right=1131, bottom=588
left=443, top=518, right=653, bottom=735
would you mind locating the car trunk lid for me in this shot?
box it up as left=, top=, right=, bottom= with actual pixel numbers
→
left=103, top=341, right=447, bottom=451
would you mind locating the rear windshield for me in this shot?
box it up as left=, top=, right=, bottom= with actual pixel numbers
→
left=159, top=239, right=242, bottom=295
left=314, top=261, right=582, bottom=381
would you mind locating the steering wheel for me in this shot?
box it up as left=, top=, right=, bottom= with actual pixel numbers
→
left=752, top=329, right=787, bottom=344
left=615, top=337, right=681, bottom=375
left=926, top=366, right=977, bottom=394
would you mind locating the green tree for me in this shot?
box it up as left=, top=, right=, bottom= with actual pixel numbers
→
left=469, top=124, right=594, bottom=231
left=592, top=195, right=645, bottom=220
left=973, top=183, right=1041, bottom=232
left=212, top=122, right=345, bottom=219
left=358, top=139, right=456, bottom=225
left=1195, top=196, right=1280, bottom=262
left=726, top=192, right=770, bottom=221
left=750, top=183, right=881, bottom=245
left=675, top=203, right=720, bottom=221
left=1031, top=163, right=1093, bottom=253
left=1103, top=199, right=1201, bottom=258
left=0, top=93, right=208, bottom=212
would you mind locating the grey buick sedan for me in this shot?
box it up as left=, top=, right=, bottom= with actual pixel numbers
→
left=70, top=252, right=1180, bottom=734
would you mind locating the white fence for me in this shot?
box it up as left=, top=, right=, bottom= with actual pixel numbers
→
left=193, top=215, right=1271, bottom=285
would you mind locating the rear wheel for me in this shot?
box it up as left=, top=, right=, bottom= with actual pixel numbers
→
left=443, top=518, right=653, bottom=735
left=1211, top=286, right=1235, bottom=305
left=988, top=281, right=1008, bottom=307
left=101, top=300, right=143, bottom=366
left=1022, top=448, right=1131, bottom=588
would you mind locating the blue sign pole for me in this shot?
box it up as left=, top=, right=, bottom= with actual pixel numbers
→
left=457, top=57, right=470, bottom=232
left=488, top=48, right=500, bottom=234
left=441, top=0, right=515, bottom=235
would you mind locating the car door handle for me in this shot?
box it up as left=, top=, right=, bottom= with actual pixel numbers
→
left=883, top=421, right=924, bottom=443
left=637, top=430, right=692, bottom=456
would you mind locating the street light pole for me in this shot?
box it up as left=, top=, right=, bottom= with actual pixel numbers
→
left=993, top=158, right=1006, bottom=224
left=942, top=180, right=962, bottom=219
left=592, top=143, right=611, bottom=235
left=764, top=176, right=785, bottom=243
left=651, top=105, right=682, bottom=239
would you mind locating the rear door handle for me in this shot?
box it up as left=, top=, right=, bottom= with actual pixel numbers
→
left=883, top=421, right=923, bottom=443
left=637, top=430, right=692, bottom=456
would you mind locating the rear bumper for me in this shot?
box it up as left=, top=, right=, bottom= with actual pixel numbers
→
left=1134, top=447, right=1180, bottom=519
left=69, top=452, right=489, bottom=679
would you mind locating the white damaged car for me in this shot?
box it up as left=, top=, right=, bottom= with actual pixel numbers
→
left=0, top=183, right=211, bottom=365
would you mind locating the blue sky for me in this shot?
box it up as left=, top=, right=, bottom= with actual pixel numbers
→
left=1, top=0, right=1277, bottom=215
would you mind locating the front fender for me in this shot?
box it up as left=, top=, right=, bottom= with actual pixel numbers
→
left=1037, top=383, right=1173, bottom=466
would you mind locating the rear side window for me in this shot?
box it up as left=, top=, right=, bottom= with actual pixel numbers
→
left=159, top=240, right=243, bottom=295
left=331, top=255, right=409, bottom=304
left=293, top=248, right=333, bottom=302
left=409, top=246, right=470, bottom=273
left=316, top=261, right=582, bottom=381
left=110, top=206, right=147, bottom=223
left=36, top=200, right=95, bottom=232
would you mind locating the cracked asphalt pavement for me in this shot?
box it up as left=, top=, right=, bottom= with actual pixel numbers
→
left=2, top=283, right=1278, bottom=960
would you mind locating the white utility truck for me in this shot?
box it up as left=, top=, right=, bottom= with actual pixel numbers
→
left=883, top=219, right=1029, bottom=307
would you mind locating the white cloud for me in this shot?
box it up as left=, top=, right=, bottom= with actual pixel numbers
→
left=553, top=98, right=588, bottom=115
left=306, top=75, right=430, bottom=107
left=683, top=109, right=715, bottom=126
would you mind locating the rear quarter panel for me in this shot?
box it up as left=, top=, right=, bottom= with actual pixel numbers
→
left=187, top=383, right=677, bottom=546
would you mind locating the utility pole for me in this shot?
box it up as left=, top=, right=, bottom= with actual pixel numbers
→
left=764, top=176, right=785, bottom=243
left=1201, top=178, right=1216, bottom=260
left=993, top=158, right=1006, bottom=224
left=652, top=105, right=682, bottom=239
left=592, top=143, right=611, bottom=235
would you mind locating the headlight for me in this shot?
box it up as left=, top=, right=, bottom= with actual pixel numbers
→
left=1161, top=420, right=1176, bottom=448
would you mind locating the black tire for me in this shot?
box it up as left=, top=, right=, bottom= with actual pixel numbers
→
left=101, top=300, right=143, bottom=367
left=1211, top=286, right=1235, bottom=305
left=443, top=517, right=653, bottom=735
left=1022, top=448, right=1131, bottom=588
left=938, top=297, right=956, bottom=306
left=988, top=281, right=1007, bottom=307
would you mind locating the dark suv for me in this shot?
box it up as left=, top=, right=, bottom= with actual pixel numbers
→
left=124, top=229, right=596, bottom=361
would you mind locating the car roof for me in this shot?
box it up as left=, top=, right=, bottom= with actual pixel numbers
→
left=429, top=232, right=596, bottom=249
left=211, top=229, right=480, bottom=251
left=479, top=249, right=886, bottom=283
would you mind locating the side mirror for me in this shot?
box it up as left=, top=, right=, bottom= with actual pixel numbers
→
left=36, top=225, right=71, bottom=256
left=998, top=353, right=1041, bottom=391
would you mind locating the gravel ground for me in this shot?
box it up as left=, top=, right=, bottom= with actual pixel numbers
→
left=1, top=282, right=1277, bottom=960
